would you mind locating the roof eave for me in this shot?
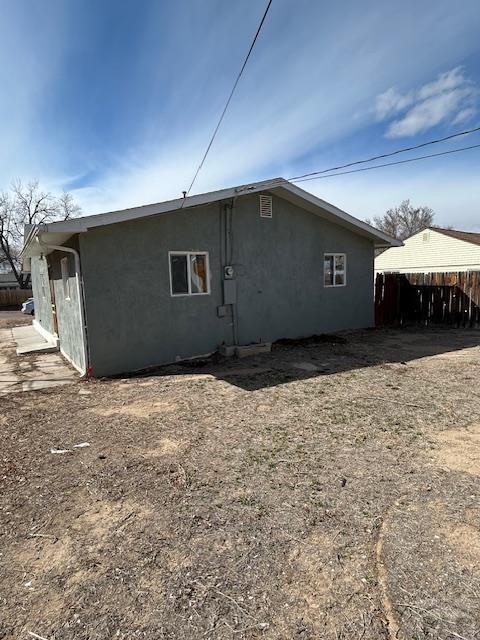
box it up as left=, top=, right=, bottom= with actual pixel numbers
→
left=21, top=177, right=402, bottom=253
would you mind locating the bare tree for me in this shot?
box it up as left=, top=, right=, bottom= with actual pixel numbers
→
left=56, top=190, right=82, bottom=220
left=0, top=180, right=81, bottom=288
left=367, top=199, right=435, bottom=241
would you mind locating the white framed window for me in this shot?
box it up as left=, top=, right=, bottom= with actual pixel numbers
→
left=169, top=251, right=210, bottom=297
left=61, top=257, right=70, bottom=300
left=324, top=253, right=346, bottom=287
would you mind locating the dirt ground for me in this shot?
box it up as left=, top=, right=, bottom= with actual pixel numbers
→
left=0, top=310, right=32, bottom=329
left=1, top=314, right=480, bottom=640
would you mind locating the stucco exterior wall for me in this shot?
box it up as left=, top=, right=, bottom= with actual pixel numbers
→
left=48, top=249, right=86, bottom=373
left=80, top=193, right=375, bottom=377
left=30, top=255, right=54, bottom=335
left=233, top=194, right=374, bottom=344
left=375, top=229, right=480, bottom=274
left=79, top=204, right=233, bottom=377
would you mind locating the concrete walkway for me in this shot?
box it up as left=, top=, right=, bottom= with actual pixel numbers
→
left=0, top=325, right=77, bottom=394
left=12, top=324, right=58, bottom=355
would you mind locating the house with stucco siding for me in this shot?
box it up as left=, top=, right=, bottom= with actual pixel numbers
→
left=22, top=178, right=399, bottom=377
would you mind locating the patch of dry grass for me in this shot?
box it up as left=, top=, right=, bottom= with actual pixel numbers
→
left=0, top=327, right=479, bottom=639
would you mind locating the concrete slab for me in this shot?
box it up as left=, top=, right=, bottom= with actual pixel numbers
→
left=0, top=326, right=77, bottom=394
left=12, top=324, right=58, bottom=355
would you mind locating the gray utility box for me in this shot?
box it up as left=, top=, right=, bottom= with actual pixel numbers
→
left=223, top=279, right=237, bottom=305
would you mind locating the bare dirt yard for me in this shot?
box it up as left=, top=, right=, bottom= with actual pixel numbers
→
left=0, top=310, right=31, bottom=329
left=1, top=316, right=480, bottom=640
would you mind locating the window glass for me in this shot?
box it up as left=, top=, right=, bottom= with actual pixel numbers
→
left=335, top=255, right=345, bottom=272
left=190, top=254, right=208, bottom=294
left=324, top=255, right=334, bottom=286
left=324, top=254, right=346, bottom=287
left=170, top=254, right=189, bottom=295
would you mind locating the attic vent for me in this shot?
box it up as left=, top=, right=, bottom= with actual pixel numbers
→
left=423, top=231, right=430, bottom=242
left=259, top=195, right=273, bottom=218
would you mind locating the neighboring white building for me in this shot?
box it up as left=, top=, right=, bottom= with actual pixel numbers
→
left=375, top=227, right=480, bottom=275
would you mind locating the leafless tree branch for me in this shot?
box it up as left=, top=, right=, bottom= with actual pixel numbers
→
left=0, top=179, right=81, bottom=288
left=366, top=200, right=435, bottom=242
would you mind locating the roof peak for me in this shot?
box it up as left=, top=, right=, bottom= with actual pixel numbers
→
left=22, top=178, right=401, bottom=260
left=429, top=226, right=480, bottom=247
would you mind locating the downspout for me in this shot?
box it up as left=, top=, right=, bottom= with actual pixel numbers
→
left=36, top=235, right=89, bottom=377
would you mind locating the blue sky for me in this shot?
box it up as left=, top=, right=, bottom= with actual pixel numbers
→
left=1, top=0, right=480, bottom=228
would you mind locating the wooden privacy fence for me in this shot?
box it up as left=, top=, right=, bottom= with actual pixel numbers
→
left=375, top=272, right=480, bottom=328
left=0, top=289, right=32, bottom=309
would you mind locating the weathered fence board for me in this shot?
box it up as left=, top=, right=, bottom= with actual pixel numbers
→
left=0, top=289, right=32, bottom=309
left=375, top=272, right=480, bottom=328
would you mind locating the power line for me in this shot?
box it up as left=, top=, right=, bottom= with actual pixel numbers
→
left=288, top=125, right=480, bottom=181
left=183, top=0, right=274, bottom=199
left=291, top=143, right=480, bottom=183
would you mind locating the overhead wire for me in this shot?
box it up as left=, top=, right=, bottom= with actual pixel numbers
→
left=290, top=143, right=480, bottom=183
left=287, top=125, right=480, bottom=181
left=183, top=0, right=274, bottom=199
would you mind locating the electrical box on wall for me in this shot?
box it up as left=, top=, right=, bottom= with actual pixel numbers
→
left=223, top=279, right=237, bottom=305
left=224, top=265, right=234, bottom=279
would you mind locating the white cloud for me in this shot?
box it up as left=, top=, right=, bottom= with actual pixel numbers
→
left=452, top=106, right=477, bottom=124
left=376, top=66, right=479, bottom=138
left=386, top=87, right=473, bottom=137
left=375, top=87, right=414, bottom=120
left=417, top=66, right=466, bottom=100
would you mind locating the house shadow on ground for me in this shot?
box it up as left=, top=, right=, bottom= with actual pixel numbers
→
left=123, top=326, right=480, bottom=391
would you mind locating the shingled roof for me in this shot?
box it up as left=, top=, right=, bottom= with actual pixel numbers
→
left=433, top=227, right=480, bottom=247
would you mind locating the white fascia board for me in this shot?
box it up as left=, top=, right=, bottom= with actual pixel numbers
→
left=39, top=178, right=286, bottom=235
left=22, top=176, right=400, bottom=252
left=20, top=179, right=283, bottom=256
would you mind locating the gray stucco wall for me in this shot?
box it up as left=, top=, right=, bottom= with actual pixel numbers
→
left=48, top=248, right=85, bottom=373
left=80, top=205, right=233, bottom=377
left=232, top=194, right=374, bottom=344
left=31, top=255, right=54, bottom=335
left=80, top=193, right=375, bottom=377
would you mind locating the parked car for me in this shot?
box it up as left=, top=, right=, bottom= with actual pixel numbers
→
left=21, top=297, right=34, bottom=315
